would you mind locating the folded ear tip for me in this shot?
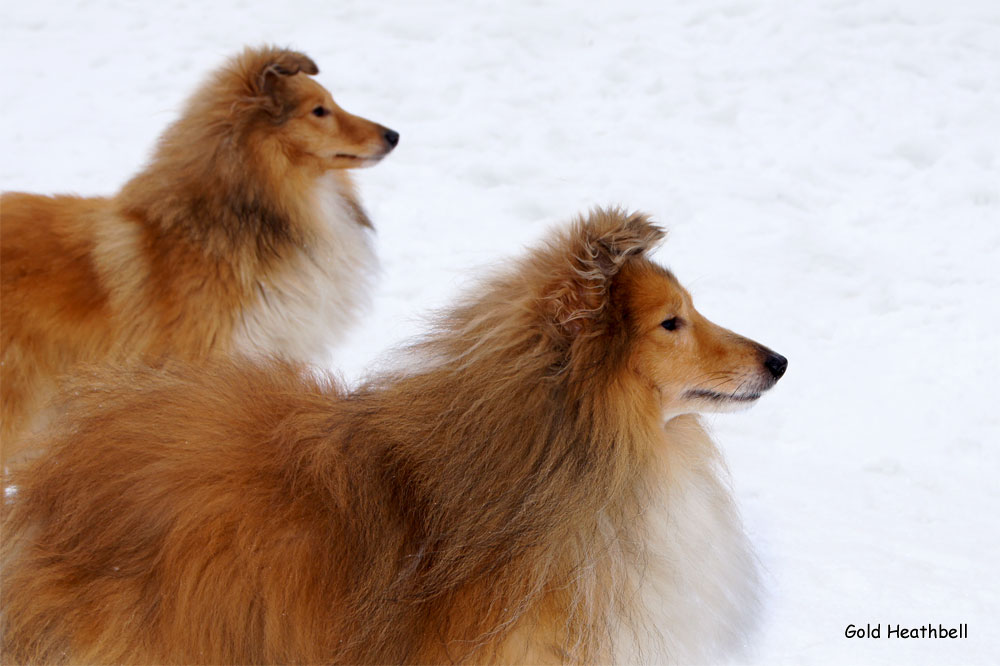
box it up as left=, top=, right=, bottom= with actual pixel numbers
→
left=301, top=58, right=319, bottom=75
left=573, top=206, right=666, bottom=262
left=258, top=49, right=319, bottom=78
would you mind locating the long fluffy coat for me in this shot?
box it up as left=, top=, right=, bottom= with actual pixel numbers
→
left=1, top=209, right=759, bottom=664
left=0, top=46, right=393, bottom=464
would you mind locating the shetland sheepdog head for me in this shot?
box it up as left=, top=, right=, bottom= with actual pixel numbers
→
left=120, top=46, right=399, bottom=214
left=489, top=207, right=787, bottom=421
left=616, top=261, right=787, bottom=417
left=115, top=45, right=400, bottom=245
left=217, top=47, right=398, bottom=171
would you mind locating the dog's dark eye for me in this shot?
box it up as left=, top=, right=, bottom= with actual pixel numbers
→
left=661, top=317, right=682, bottom=331
left=312, top=106, right=328, bottom=117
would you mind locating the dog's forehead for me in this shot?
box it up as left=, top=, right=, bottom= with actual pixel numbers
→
left=291, top=75, right=332, bottom=101
left=641, top=259, right=682, bottom=289
left=653, top=268, right=688, bottom=307
left=620, top=261, right=687, bottom=313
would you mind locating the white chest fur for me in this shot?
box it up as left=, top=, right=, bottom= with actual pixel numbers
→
left=232, top=174, right=377, bottom=365
left=614, top=416, right=761, bottom=664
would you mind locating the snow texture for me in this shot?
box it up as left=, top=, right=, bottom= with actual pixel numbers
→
left=2, top=1, right=999, bottom=664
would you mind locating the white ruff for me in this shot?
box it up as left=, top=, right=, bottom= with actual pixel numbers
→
left=613, top=416, right=761, bottom=665
left=232, top=173, right=377, bottom=365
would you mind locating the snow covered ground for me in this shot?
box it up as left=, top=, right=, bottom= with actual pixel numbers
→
left=3, top=0, right=999, bottom=663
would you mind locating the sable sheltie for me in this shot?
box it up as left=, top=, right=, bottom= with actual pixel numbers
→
left=1, top=208, right=787, bottom=664
left=0, top=46, right=398, bottom=464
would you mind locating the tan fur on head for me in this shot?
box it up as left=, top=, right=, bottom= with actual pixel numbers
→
left=1, top=208, right=781, bottom=664
left=0, top=46, right=396, bottom=465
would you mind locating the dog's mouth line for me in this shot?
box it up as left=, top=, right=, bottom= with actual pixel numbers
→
left=685, top=388, right=761, bottom=403
left=334, top=152, right=386, bottom=160
left=332, top=153, right=386, bottom=166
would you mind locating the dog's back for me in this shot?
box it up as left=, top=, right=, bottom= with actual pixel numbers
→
left=1, top=193, right=119, bottom=445
left=0, top=361, right=351, bottom=664
left=0, top=188, right=242, bottom=458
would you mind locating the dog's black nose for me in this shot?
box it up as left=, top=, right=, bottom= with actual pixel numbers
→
left=383, top=129, right=399, bottom=148
left=764, top=352, right=788, bottom=380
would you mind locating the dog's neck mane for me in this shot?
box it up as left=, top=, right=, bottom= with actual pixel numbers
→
left=337, top=325, right=659, bottom=660
left=327, top=270, right=758, bottom=661
left=109, top=118, right=375, bottom=363
left=116, top=136, right=309, bottom=261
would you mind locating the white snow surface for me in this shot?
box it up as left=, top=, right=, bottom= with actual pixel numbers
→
left=2, top=1, right=999, bottom=664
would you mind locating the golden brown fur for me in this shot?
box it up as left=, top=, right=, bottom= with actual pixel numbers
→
left=0, top=46, right=397, bottom=465
left=1, top=208, right=786, bottom=664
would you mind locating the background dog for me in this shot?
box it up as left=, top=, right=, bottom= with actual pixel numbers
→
left=1, top=208, right=785, bottom=664
left=0, top=46, right=398, bottom=464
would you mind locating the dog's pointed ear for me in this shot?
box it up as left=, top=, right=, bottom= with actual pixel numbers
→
left=258, top=51, right=317, bottom=92
left=269, top=52, right=319, bottom=77
left=230, top=47, right=319, bottom=119
left=545, top=208, right=665, bottom=337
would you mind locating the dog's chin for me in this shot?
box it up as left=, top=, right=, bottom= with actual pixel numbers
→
left=680, top=388, right=763, bottom=414
left=660, top=391, right=761, bottom=421
left=330, top=152, right=387, bottom=169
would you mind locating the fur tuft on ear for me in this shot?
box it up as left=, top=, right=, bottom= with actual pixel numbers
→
left=269, top=54, right=319, bottom=77
left=218, top=46, right=319, bottom=118
left=545, top=207, right=665, bottom=336
left=254, top=48, right=318, bottom=96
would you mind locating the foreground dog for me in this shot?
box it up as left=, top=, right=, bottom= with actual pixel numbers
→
left=0, top=46, right=397, bottom=464
left=1, top=209, right=786, bottom=664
